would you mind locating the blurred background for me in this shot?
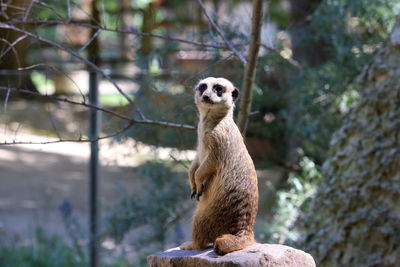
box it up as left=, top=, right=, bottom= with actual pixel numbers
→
left=0, top=0, right=399, bottom=266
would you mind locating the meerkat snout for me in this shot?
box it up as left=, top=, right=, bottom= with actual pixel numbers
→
left=202, top=94, right=211, bottom=103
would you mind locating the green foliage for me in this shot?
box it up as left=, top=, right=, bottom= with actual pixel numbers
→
left=257, top=150, right=321, bottom=246
left=0, top=227, right=132, bottom=267
left=251, top=0, right=400, bottom=162
left=106, top=161, right=188, bottom=247
left=0, top=228, right=86, bottom=267
left=288, top=0, right=400, bottom=158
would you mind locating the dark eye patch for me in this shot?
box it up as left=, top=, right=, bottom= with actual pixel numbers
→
left=213, top=84, right=225, bottom=97
left=198, top=83, right=207, bottom=94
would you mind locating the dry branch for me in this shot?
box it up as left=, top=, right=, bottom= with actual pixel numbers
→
left=0, top=22, right=145, bottom=120
left=8, top=19, right=235, bottom=50
left=6, top=19, right=299, bottom=68
left=197, top=0, right=247, bottom=65
left=0, top=86, right=196, bottom=133
left=0, top=123, right=134, bottom=146
left=237, top=0, right=263, bottom=135
left=0, top=1, right=299, bottom=145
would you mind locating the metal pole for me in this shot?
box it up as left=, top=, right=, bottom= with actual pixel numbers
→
left=88, top=71, right=100, bottom=267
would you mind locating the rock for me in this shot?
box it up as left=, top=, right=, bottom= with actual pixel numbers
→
left=147, top=243, right=316, bottom=267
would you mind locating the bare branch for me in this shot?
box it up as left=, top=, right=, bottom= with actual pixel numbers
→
left=0, top=123, right=134, bottom=146
left=0, top=37, right=22, bottom=87
left=79, top=29, right=101, bottom=52
left=35, top=0, right=66, bottom=20
left=169, top=154, right=190, bottom=170
left=18, top=63, right=87, bottom=101
left=9, top=19, right=234, bottom=50
left=4, top=89, right=10, bottom=112
left=0, top=86, right=196, bottom=132
left=0, top=22, right=145, bottom=120
left=23, top=0, right=35, bottom=21
left=101, top=0, right=106, bottom=27
left=237, top=0, right=263, bottom=135
left=66, top=0, right=71, bottom=20
left=0, top=34, right=26, bottom=61
left=197, top=0, right=247, bottom=65
left=46, top=103, right=63, bottom=140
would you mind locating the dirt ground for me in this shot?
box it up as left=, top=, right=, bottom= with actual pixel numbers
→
left=0, top=139, right=159, bottom=240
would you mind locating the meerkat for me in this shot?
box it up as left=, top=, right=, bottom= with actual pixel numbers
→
left=179, top=77, right=258, bottom=255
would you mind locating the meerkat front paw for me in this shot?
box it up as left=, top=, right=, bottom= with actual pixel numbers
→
left=190, top=186, right=202, bottom=201
left=194, top=182, right=204, bottom=201
left=190, top=186, right=197, bottom=199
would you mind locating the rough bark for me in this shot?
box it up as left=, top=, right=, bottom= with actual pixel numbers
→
left=303, top=15, right=400, bottom=267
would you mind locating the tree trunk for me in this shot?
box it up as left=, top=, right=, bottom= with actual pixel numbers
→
left=303, top=14, right=400, bottom=267
left=237, top=0, right=263, bottom=136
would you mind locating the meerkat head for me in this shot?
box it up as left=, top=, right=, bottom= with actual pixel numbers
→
left=194, top=77, right=240, bottom=112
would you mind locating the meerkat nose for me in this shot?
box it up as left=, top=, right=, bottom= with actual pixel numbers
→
left=203, top=95, right=210, bottom=101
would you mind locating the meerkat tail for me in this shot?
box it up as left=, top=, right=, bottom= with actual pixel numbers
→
left=213, top=231, right=255, bottom=255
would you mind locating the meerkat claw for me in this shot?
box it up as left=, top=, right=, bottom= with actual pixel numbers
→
left=191, top=191, right=196, bottom=199
left=196, top=191, right=202, bottom=201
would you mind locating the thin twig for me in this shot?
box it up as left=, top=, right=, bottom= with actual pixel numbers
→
left=35, top=0, right=65, bottom=20
left=66, top=0, right=71, bottom=20
left=8, top=19, right=301, bottom=67
left=101, top=0, right=106, bottom=26
left=0, top=35, right=27, bottom=60
left=197, top=0, right=247, bottom=65
left=23, top=0, right=35, bottom=21
left=0, top=86, right=197, bottom=132
left=0, top=38, right=22, bottom=87
left=46, top=102, right=63, bottom=140
left=169, top=154, right=189, bottom=169
left=79, top=29, right=101, bottom=52
left=13, top=123, right=22, bottom=141
left=0, top=3, right=26, bottom=11
left=18, top=63, right=87, bottom=101
left=0, top=123, right=134, bottom=146
left=4, top=89, right=10, bottom=112
left=9, top=19, right=233, bottom=50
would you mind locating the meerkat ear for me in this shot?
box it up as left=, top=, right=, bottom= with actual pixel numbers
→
left=232, top=87, right=240, bottom=102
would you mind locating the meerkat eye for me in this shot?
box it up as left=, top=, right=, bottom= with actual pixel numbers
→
left=213, top=85, right=225, bottom=96
left=198, top=83, right=207, bottom=94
